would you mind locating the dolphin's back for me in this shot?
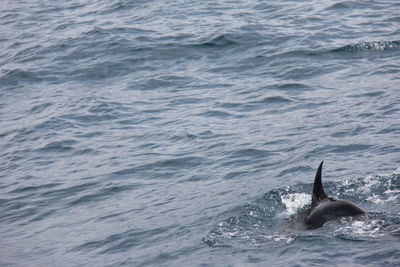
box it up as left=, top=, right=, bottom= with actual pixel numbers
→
left=305, top=198, right=365, bottom=229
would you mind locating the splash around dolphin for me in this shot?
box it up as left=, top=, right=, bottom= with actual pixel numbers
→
left=303, top=161, right=365, bottom=229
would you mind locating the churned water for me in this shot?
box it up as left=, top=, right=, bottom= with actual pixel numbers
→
left=1, top=0, right=399, bottom=266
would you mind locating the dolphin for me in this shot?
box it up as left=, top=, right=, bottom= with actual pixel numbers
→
left=304, top=161, right=365, bottom=229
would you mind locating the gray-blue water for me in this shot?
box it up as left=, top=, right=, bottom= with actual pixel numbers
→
left=1, top=0, right=400, bottom=266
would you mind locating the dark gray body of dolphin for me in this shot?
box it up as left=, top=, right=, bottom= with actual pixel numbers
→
left=304, top=161, right=365, bottom=229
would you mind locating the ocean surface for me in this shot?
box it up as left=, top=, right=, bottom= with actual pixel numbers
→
left=1, top=0, right=400, bottom=266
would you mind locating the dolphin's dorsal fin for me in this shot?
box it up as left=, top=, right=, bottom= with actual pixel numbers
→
left=312, top=161, right=327, bottom=206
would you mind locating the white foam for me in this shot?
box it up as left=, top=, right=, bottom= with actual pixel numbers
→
left=366, top=188, right=399, bottom=204
left=248, top=210, right=258, bottom=217
left=367, top=194, right=386, bottom=204
left=280, top=193, right=311, bottom=216
left=357, top=174, right=379, bottom=194
left=334, top=219, right=385, bottom=239
left=342, top=172, right=397, bottom=196
left=384, top=189, right=400, bottom=194
left=256, top=233, right=295, bottom=244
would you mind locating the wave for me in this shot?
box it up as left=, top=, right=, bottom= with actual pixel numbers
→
left=271, top=40, right=400, bottom=60
left=71, top=224, right=178, bottom=254
left=331, top=40, right=400, bottom=53
left=68, top=184, right=139, bottom=206
left=112, top=156, right=208, bottom=179
left=0, top=69, right=46, bottom=87
left=254, top=95, right=293, bottom=105
left=193, top=34, right=238, bottom=48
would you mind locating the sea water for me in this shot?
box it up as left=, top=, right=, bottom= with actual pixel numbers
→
left=1, top=0, right=399, bottom=266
